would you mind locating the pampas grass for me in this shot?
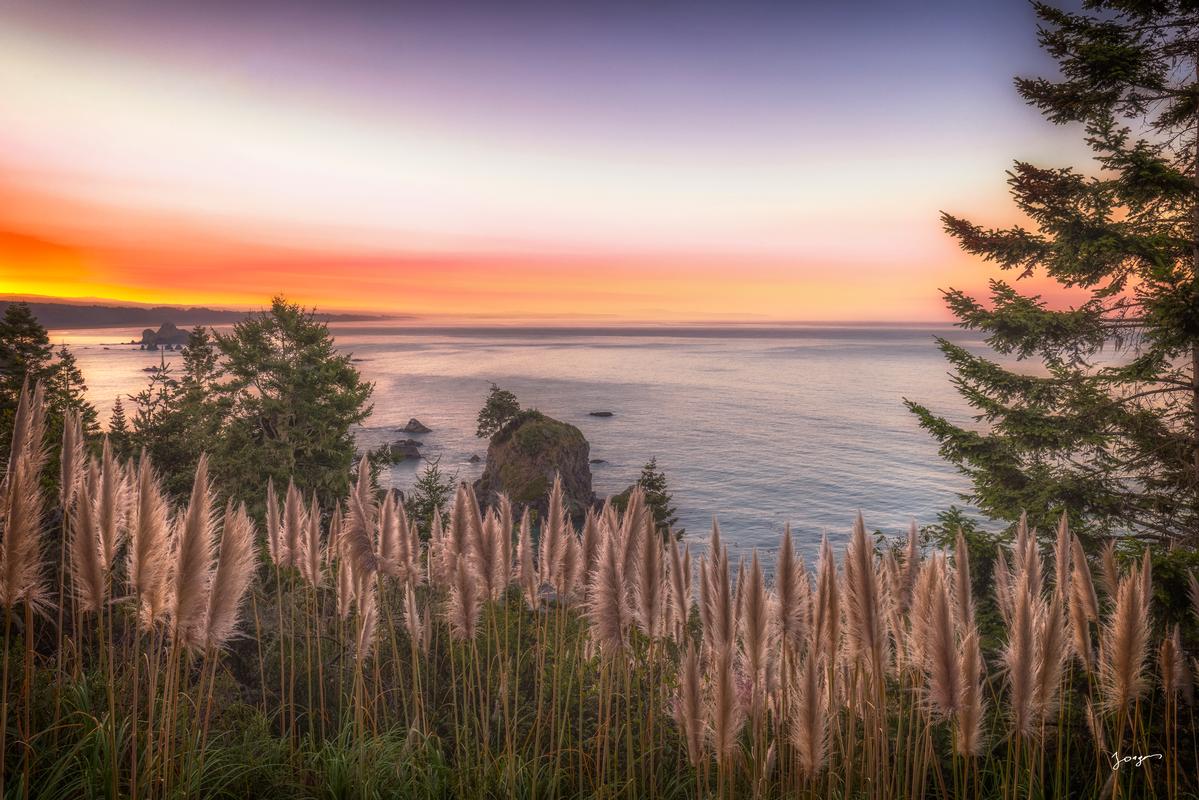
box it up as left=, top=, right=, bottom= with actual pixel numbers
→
left=129, top=452, right=171, bottom=626
left=4, top=384, right=1195, bottom=800
left=1098, top=569, right=1151, bottom=715
left=204, top=501, right=257, bottom=651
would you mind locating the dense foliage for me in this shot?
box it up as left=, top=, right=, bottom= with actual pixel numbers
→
left=0, top=302, right=97, bottom=471
left=127, top=296, right=374, bottom=508
left=906, top=1, right=1199, bottom=544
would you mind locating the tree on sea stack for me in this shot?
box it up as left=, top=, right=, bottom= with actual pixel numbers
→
left=908, top=1, right=1199, bottom=545
left=476, top=382, right=521, bottom=439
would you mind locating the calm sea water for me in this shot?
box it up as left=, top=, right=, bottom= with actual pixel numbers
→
left=51, top=323, right=984, bottom=561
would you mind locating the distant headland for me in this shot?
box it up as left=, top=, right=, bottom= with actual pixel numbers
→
left=0, top=296, right=384, bottom=330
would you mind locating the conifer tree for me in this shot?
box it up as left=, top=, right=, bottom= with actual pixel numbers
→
left=108, top=397, right=131, bottom=459
left=907, top=1, right=1199, bottom=544
left=0, top=303, right=98, bottom=461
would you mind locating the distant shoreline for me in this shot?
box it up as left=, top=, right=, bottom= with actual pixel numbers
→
left=1, top=299, right=386, bottom=330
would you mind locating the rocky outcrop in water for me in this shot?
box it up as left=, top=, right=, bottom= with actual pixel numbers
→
left=139, top=322, right=189, bottom=349
left=473, top=410, right=594, bottom=520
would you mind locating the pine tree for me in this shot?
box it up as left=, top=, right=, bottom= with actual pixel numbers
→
left=403, top=458, right=456, bottom=539
left=907, top=2, right=1199, bottom=545
left=613, top=457, right=681, bottom=539
left=108, top=396, right=131, bottom=458
left=0, top=303, right=98, bottom=464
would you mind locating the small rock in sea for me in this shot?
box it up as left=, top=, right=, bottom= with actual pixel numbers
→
left=588, top=411, right=614, bottom=418
left=401, top=417, right=432, bottom=433
left=468, top=454, right=481, bottom=463
left=589, top=458, right=607, bottom=465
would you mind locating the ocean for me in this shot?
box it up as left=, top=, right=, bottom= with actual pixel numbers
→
left=52, top=322, right=985, bottom=562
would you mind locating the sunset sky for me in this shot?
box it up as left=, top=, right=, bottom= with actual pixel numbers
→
left=0, top=0, right=1090, bottom=321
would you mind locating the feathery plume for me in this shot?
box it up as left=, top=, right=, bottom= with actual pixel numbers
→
left=1034, top=593, right=1067, bottom=725
left=844, top=513, right=886, bottom=674
left=741, top=549, right=770, bottom=691
left=95, top=437, right=127, bottom=571
left=265, top=477, right=281, bottom=565
left=1053, top=512, right=1070, bottom=601
left=475, top=511, right=504, bottom=600
left=588, top=524, right=628, bottom=652
left=924, top=557, right=961, bottom=718
left=955, top=626, right=986, bottom=755
left=1160, top=625, right=1184, bottom=699
left=0, top=382, right=49, bottom=609
left=282, top=480, right=305, bottom=570
left=303, top=494, right=322, bottom=587
left=539, top=475, right=568, bottom=589
left=814, top=533, right=840, bottom=661
left=675, top=643, right=705, bottom=766
left=496, top=494, right=514, bottom=586
left=342, top=458, right=379, bottom=577
left=377, top=491, right=399, bottom=577
left=791, top=651, right=828, bottom=778
left=619, top=487, right=646, bottom=582
left=774, top=525, right=803, bottom=653
left=560, top=528, right=582, bottom=602
left=128, top=452, right=171, bottom=626
left=517, top=508, right=538, bottom=608
left=403, top=583, right=428, bottom=654
left=445, top=483, right=474, bottom=576
left=1072, top=535, right=1099, bottom=621
left=1099, top=539, right=1118, bottom=601
left=1004, top=578, right=1039, bottom=736
left=1097, top=569, right=1150, bottom=714
left=668, top=537, right=691, bottom=643
left=634, top=514, right=665, bottom=638
left=204, top=502, right=257, bottom=650
left=70, top=474, right=106, bottom=614
left=710, top=648, right=744, bottom=766
left=58, top=407, right=84, bottom=510
left=993, top=548, right=1014, bottom=626
left=701, top=524, right=735, bottom=656
left=447, top=554, right=481, bottom=640
left=953, top=528, right=974, bottom=629
left=170, top=455, right=217, bottom=650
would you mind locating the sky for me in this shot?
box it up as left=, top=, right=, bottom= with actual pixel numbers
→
left=0, top=0, right=1092, bottom=321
